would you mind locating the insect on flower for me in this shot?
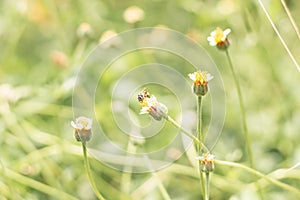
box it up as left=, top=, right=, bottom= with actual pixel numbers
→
left=137, top=88, right=150, bottom=103
left=137, top=88, right=168, bottom=121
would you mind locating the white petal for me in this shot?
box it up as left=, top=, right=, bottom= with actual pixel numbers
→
left=207, top=36, right=214, bottom=42
left=70, top=121, right=78, bottom=129
left=195, top=156, right=204, bottom=160
left=224, top=28, right=231, bottom=36
left=140, top=107, right=149, bottom=114
left=210, top=31, right=217, bottom=37
left=206, top=73, right=214, bottom=81
left=188, top=72, right=196, bottom=81
left=209, top=40, right=217, bottom=46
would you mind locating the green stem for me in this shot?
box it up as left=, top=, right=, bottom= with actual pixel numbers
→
left=164, top=115, right=209, bottom=152
left=225, top=50, right=264, bottom=198
left=204, top=172, right=210, bottom=200
left=199, top=172, right=206, bottom=199
left=197, top=96, right=208, bottom=199
left=197, top=96, right=203, bottom=147
left=214, top=159, right=300, bottom=197
left=280, top=0, right=300, bottom=40
left=257, top=0, right=300, bottom=72
left=82, top=143, right=105, bottom=200
left=225, top=50, right=254, bottom=168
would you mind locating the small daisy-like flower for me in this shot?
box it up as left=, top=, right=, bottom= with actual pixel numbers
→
left=138, top=89, right=168, bottom=121
left=196, top=153, right=215, bottom=173
left=123, top=6, right=145, bottom=24
left=188, top=71, right=213, bottom=96
left=207, top=27, right=231, bottom=50
left=71, top=116, right=93, bottom=143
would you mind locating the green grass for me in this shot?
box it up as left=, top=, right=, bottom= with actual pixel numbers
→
left=1, top=0, right=300, bottom=199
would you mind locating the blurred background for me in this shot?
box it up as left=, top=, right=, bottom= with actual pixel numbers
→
left=1, top=0, right=300, bottom=199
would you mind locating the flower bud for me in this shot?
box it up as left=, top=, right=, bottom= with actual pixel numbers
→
left=188, top=71, right=213, bottom=96
left=196, top=153, right=215, bottom=173
left=71, top=116, right=93, bottom=143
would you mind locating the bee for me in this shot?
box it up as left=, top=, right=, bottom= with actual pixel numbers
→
left=137, top=88, right=150, bottom=102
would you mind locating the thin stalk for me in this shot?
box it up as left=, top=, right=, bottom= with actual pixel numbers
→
left=197, top=96, right=203, bottom=143
left=164, top=115, right=209, bottom=152
left=200, top=172, right=206, bottom=199
left=197, top=96, right=208, bottom=199
left=281, top=0, right=300, bottom=40
left=214, top=159, right=300, bottom=197
left=225, top=50, right=254, bottom=167
left=82, top=142, right=105, bottom=200
left=225, top=50, right=263, bottom=198
left=204, top=172, right=210, bottom=200
left=257, top=0, right=300, bottom=73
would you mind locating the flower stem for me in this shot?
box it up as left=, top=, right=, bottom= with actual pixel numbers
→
left=281, top=0, right=300, bottom=41
left=199, top=172, right=206, bottom=199
left=82, top=142, right=105, bottom=200
left=197, top=96, right=203, bottom=147
left=257, top=0, right=300, bottom=72
left=164, top=115, right=209, bottom=152
left=214, top=159, right=300, bottom=197
left=225, top=50, right=254, bottom=168
left=196, top=96, right=209, bottom=199
left=225, top=50, right=264, bottom=198
left=204, top=172, right=210, bottom=200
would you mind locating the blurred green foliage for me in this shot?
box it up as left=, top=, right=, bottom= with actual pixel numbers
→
left=1, top=0, right=300, bottom=199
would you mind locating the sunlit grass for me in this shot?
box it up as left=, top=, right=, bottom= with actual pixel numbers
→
left=1, top=0, right=300, bottom=199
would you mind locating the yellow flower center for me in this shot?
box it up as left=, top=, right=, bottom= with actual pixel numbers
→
left=195, top=71, right=207, bottom=85
left=77, top=119, right=89, bottom=129
left=214, top=27, right=225, bottom=43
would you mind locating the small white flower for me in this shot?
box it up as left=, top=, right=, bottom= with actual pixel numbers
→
left=139, top=95, right=157, bottom=114
left=188, top=71, right=213, bottom=96
left=71, top=116, right=93, bottom=142
left=188, top=71, right=213, bottom=84
left=71, top=116, right=92, bottom=130
left=195, top=153, right=215, bottom=161
left=196, top=153, right=215, bottom=172
left=138, top=90, right=168, bottom=121
left=207, top=27, right=231, bottom=49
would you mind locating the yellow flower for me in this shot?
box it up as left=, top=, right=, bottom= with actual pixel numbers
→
left=207, top=27, right=231, bottom=50
left=196, top=153, right=215, bottom=172
left=71, top=116, right=93, bottom=142
left=138, top=89, right=168, bottom=121
left=188, top=71, right=213, bottom=96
